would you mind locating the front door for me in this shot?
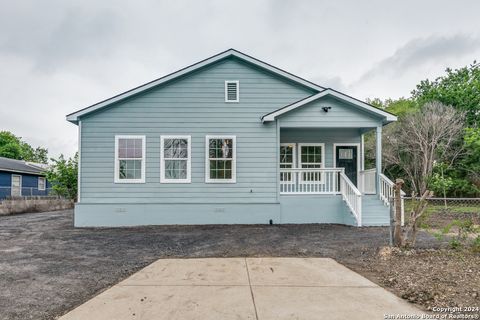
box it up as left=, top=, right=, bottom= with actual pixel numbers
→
left=335, top=145, right=358, bottom=186
left=11, top=175, right=22, bottom=197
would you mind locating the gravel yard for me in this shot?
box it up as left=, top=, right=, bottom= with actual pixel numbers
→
left=0, top=209, right=475, bottom=320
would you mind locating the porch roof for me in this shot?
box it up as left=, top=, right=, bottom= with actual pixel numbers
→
left=261, top=88, right=397, bottom=124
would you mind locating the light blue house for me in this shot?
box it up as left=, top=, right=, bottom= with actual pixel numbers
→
left=67, top=49, right=398, bottom=227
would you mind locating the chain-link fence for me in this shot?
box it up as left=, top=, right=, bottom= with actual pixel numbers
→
left=403, top=197, right=480, bottom=215
left=0, top=186, right=54, bottom=201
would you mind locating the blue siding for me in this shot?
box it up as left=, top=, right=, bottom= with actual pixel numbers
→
left=0, top=171, right=49, bottom=199
left=278, top=96, right=383, bottom=128
left=0, top=171, right=11, bottom=199
left=79, top=58, right=315, bottom=204
left=75, top=56, right=389, bottom=227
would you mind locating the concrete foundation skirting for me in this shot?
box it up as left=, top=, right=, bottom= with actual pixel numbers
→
left=0, top=198, right=74, bottom=215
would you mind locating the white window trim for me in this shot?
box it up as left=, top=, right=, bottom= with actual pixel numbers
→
left=160, top=135, right=191, bottom=183
left=205, top=135, right=237, bottom=183
left=297, top=143, right=325, bottom=169
left=297, top=143, right=325, bottom=183
left=114, top=135, right=146, bottom=184
left=280, top=143, right=296, bottom=168
left=11, top=174, right=22, bottom=196
left=225, top=80, right=239, bottom=103
left=38, top=177, right=46, bottom=191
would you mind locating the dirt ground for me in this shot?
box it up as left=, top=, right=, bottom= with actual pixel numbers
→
left=0, top=210, right=478, bottom=320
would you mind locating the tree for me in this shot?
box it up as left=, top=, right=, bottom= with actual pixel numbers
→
left=383, top=102, right=465, bottom=194
left=364, top=98, right=419, bottom=170
left=462, top=127, right=480, bottom=190
left=412, top=61, right=480, bottom=126
left=367, top=97, right=418, bottom=117
left=0, top=131, right=48, bottom=163
left=0, top=131, right=22, bottom=159
left=45, top=153, right=78, bottom=200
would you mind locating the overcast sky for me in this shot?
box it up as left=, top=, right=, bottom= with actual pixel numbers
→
left=1, top=0, right=479, bottom=158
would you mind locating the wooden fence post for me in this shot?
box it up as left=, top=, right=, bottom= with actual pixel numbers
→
left=393, top=179, right=404, bottom=246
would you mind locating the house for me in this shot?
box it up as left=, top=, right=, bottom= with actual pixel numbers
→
left=0, top=157, right=50, bottom=200
left=67, top=49, right=399, bottom=227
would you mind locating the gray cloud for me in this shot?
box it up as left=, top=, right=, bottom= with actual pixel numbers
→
left=356, top=34, right=480, bottom=83
left=1, top=0, right=480, bottom=158
left=0, top=6, right=121, bottom=73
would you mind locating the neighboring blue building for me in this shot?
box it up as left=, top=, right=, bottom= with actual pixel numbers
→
left=67, top=49, right=400, bottom=227
left=0, top=157, right=50, bottom=200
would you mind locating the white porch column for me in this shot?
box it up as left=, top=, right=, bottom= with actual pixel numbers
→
left=360, top=133, right=365, bottom=171
left=375, top=126, right=382, bottom=196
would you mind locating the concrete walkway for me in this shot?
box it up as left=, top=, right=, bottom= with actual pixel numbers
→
left=60, top=258, right=424, bottom=320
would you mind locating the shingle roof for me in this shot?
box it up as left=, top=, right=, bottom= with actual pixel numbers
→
left=0, top=157, right=46, bottom=175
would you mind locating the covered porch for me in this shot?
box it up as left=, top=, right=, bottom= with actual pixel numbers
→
left=262, top=88, right=398, bottom=226
left=277, top=127, right=395, bottom=227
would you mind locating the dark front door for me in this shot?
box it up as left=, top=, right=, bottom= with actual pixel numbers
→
left=336, top=145, right=358, bottom=186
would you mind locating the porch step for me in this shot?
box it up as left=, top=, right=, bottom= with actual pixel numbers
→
left=361, top=195, right=390, bottom=226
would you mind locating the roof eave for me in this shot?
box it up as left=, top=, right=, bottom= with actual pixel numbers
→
left=66, top=49, right=325, bottom=122
left=261, top=89, right=398, bottom=123
left=0, top=168, right=45, bottom=175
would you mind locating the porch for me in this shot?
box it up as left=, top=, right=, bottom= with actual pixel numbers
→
left=277, top=128, right=396, bottom=227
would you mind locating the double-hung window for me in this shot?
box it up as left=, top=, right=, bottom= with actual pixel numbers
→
left=38, top=177, right=46, bottom=191
left=115, top=135, right=146, bottom=183
left=206, top=135, right=236, bottom=183
left=298, top=143, right=324, bottom=182
left=160, top=135, right=191, bottom=183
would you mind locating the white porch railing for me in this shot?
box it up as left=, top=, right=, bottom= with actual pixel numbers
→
left=279, top=168, right=342, bottom=194
left=379, top=173, right=405, bottom=225
left=359, top=169, right=376, bottom=194
left=339, top=172, right=362, bottom=226
left=379, top=173, right=394, bottom=205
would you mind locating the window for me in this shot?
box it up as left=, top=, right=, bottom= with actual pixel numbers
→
left=280, top=143, right=296, bottom=183
left=206, top=135, right=236, bottom=183
left=225, top=81, right=239, bottom=102
left=280, top=144, right=296, bottom=168
left=338, top=148, right=353, bottom=160
left=160, top=136, right=191, bottom=183
left=114, top=135, right=146, bottom=183
left=38, top=177, right=46, bottom=191
left=298, top=143, right=324, bottom=182
left=298, top=143, right=324, bottom=168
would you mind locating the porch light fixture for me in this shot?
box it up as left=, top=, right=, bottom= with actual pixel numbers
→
left=322, top=106, right=332, bottom=112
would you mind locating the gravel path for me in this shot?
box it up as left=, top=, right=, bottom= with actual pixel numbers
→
left=0, top=209, right=440, bottom=320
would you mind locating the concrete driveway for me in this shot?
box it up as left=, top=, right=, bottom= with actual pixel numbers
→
left=60, top=258, right=424, bottom=320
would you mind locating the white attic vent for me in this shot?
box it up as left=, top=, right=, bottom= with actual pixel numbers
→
left=225, top=81, right=239, bottom=102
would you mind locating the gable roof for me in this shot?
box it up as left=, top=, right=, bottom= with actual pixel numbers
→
left=66, top=49, right=325, bottom=124
left=0, top=157, right=47, bottom=175
left=261, top=88, right=397, bottom=123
